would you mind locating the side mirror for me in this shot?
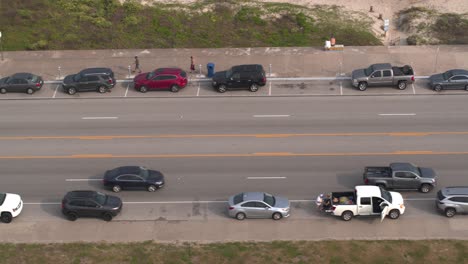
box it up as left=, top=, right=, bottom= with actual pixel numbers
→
left=380, top=202, right=389, bottom=208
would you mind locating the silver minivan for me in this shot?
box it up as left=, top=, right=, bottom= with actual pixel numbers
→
left=436, top=187, right=468, bottom=217
left=228, top=192, right=290, bottom=220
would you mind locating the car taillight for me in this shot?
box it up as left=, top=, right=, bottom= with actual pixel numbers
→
left=364, top=178, right=369, bottom=184
left=411, top=76, right=415, bottom=82
left=61, top=201, right=65, bottom=209
left=103, top=179, right=106, bottom=184
left=262, top=77, right=266, bottom=82
left=36, top=82, right=41, bottom=87
left=331, top=206, right=336, bottom=211
left=228, top=207, right=234, bottom=210
left=108, top=79, right=113, bottom=84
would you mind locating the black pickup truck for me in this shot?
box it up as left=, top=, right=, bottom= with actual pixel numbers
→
left=363, top=162, right=437, bottom=193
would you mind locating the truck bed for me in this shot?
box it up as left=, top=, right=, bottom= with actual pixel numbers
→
left=331, top=192, right=356, bottom=205
left=392, top=65, right=414, bottom=76
left=364, top=167, right=392, bottom=178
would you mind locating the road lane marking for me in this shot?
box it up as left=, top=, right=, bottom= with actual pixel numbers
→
left=2, top=131, right=468, bottom=141
left=81, top=117, right=118, bottom=120
left=52, top=85, right=59, bottom=98
left=66, top=179, right=102, bottom=182
left=378, top=113, right=416, bottom=116
left=124, top=83, right=129, bottom=97
left=3, top=150, right=468, bottom=160
left=247, top=177, right=287, bottom=180
left=196, top=81, right=200, bottom=96
left=340, top=81, right=343, bottom=95
left=412, top=83, right=416, bottom=95
left=253, top=115, right=290, bottom=118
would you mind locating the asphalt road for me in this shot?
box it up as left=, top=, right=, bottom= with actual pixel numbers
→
left=1, top=95, right=468, bottom=242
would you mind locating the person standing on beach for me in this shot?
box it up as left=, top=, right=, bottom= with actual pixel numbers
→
left=133, top=56, right=142, bottom=73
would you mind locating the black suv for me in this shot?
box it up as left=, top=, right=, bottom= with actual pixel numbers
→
left=0, top=72, right=43, bottom=94
left=62, top=68, right=116, bottom=95
left=61, top=190, right=122, bottom=221
left=212, top=64, right=266, bottom=93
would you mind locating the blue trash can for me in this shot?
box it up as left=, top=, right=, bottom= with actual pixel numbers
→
left=207, top=63, right=215, bottom=78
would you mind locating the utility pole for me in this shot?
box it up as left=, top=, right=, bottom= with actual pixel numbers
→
left=0, top=31, right=4, bottom=61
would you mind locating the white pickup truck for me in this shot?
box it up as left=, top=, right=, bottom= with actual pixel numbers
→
left=318, top=185, right=405, bottom=221
left=0, top=192, right=23, bottom=223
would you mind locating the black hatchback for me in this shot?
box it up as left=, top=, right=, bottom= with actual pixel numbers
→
left=103, top=166, right=165, bottom=192
left=62, top=67, right=116, bottom=95
left=0, top=72, right=43, bottom=94
left=61, top=190, right=122, bottom=221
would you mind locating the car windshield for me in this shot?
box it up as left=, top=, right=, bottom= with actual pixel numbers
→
left=263, top=193, right=276, bottom=207
left=380, top=188, right=393, bottom=203
left=233, top=193, right=244, bottom=204
left=408, top=163, right=421, bottom=176
left=226, top=69, right=232, bottom=78
left=95, top=192, right=107, bottom=205
left=364, top=65, right=374, bottom=76
left=442, top=71, right=453, bottom=80
left=147, top=72, right=156, bottom=79
left=139, top=167, right=149, bottom=179
left=437, top=190, right=446, bottom=201
left=0, top=193, right=6, bottom=206
left=73, top=74, right=80, bottom=82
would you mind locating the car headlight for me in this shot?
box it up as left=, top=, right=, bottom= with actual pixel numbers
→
left=155, top=181, right=163, bottom=185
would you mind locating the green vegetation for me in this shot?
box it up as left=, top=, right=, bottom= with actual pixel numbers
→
left=0, top=0, right=380, bottom=51
left=0, top=240, right=466, bottom=264
left=398, top=7, right=468, bottom=45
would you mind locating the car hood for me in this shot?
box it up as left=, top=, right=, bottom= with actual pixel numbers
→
left=63, top=74, right=76, bottom=84
left=274, top=196, right=290, bottom=208
left=212, top=71, right=227, bottom=82
left=134, top=72, right=149, bottom=83
left=419, top=167, right=437, bottom=179
left=390, top=191, right=404, bottom=206
left=105, top=195, right=122, bottom=207
left=148, top=170, right=165, bottom=182
left=352, top=69, right=367, bottom=79
left=429, top=73, right=445, bottom=83
left=1, top=193, right=21, bottom=208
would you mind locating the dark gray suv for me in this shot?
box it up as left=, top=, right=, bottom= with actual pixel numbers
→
left=62, top=68, right=116, bottom=95
left=61, top=190, right=122, bottom=221
left=436, top=187, right=468, bottom=217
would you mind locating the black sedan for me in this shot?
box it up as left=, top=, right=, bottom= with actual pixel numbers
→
left=103, top=166, right=165, bottom=192
left=429, top=69, right=468, bottom=91
left=0, top=72, right=43, bottom=94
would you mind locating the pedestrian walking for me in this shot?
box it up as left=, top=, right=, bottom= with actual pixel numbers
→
left=133, top=56, right=142, bottom=73
left=190, top=56, right=195, bottom=73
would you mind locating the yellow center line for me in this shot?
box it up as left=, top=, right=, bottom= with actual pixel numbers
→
left=1, top=131, right=468, bottom=140
left=1, top=151, right=468, bottom=159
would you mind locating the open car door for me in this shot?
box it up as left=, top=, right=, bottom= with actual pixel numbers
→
left=380, top=203, right=390, bottom=222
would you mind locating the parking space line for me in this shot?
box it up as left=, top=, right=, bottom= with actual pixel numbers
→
left=340, top=81, right=343, bottom=95
left=247, top=177, right=286, bottom=180
left=52, top=85, right=59, bottom=98
left=196, top=81, right=200, bottom=96
left=378, top=113, right=416, bottom=116
left=412, top=83, right=416, bottom=95
left=124, top=83, right=129, bottom=97
left=269, top=82, right=272, bottom=96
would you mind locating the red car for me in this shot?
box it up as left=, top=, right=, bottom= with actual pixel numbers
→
left=134, top=68, right=188, bottom=93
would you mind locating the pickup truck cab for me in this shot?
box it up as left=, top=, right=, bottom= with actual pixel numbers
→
left=363, top=162, right=437, bottom=193
left=351, top=63, right=414, bottom=91
left=0, top=192, right=23, bottom=223
left=321, top=186, right=405, bottom=221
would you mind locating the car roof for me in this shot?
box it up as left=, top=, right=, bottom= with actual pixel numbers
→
left=390, top=162, right=416, bottom=171
left=241, top=192, right=265, bottom=202
left=154, top=68, right=184, bottom=74
left=449, top=69, right=468, bottom=75
left=11, top=72, right=35, bottom=79
left=79, top=68, right=113, bottom=75
left=65, top=190, right=100, bottom=199
left=231, top=64, right=264, bottom=72
left=355, top=185, right=382, bottom=197
left=370, top=63, right=392, bottom=70
left=115, top=166, right=142, bottom=175
left=442, top=187, right=468, bottom=196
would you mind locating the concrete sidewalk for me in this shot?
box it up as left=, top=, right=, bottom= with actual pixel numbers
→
left=1, top=46, right=467, bottom=81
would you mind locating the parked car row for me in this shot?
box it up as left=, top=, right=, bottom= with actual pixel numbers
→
left=2, top=162, right=468, bottom=224
left=2, top=64, right=467, bottom=95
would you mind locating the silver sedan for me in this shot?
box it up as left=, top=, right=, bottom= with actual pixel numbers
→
left=228, top=192, right=290, bottom=220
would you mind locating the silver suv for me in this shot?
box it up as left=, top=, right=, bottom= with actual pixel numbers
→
left=228, top=192, right=290, bottom=220
left=436, top=187, right=468, bottom=217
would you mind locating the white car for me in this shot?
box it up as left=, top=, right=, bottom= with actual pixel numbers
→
left=0, top=192, right=23, bottom=223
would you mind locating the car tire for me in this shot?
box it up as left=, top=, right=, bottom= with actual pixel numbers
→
left=465, top=85, right=468, bottom=91
left=0, top=88, right=6, bottom=94
left=98, top=86, right=107, bottom=94
left=272, top=212, right=282, bottom=220
left=170, top=85, right=180, bottom=93
left=0, top=212, right=13, bottom=223
left=249, top=84, right=259, bottom=92
left=139, top=86, right=148, bottom=93
left=112, top=185, right=122, bottom=193
left=147, top=185, right=157, bottom=192
left=434, top=84, right=443, bottom=92
left=67, top=87, right=77, bottom=95
left=420, top=184, right=431, bottom=193
left=445, top=208, right=456, bottom=218
left=102, top=213, right=113, bottom=222
left=217, top=85, right=227, bottom=93
left=235, top=212, right=246, bottom=220
left=358, top=82, right=367, bottom=91
left=341, top=210, right=353, bottom=221
left=389, top=209, right=400, bottom=220
left=397, top=81, right=407, bottom=90
left=27, top=88, right=34, bottom=94
left=67, top=212, right=78, bottom=221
